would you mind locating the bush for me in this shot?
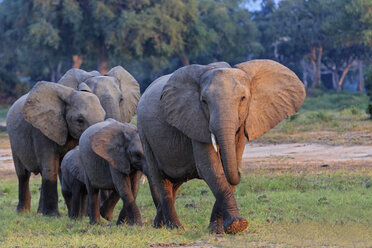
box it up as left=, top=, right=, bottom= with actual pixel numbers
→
left=365, top=66, right=372, bottom=118
left=0, top=69, right=29, bottom=103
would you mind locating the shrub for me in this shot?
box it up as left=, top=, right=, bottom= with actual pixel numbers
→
left=0, top=69, right=29, bottom=103
left=365, top=66, right=372, bottom=118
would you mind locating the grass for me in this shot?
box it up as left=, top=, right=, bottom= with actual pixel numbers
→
left=1, top=169, right=372, bottom=247
left=256, top=92, right=372, bottom=145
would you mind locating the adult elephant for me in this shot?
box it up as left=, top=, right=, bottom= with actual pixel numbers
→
left=137, top=60, right=306, bottom=234
left=58, top=66, right=140, bottom=122
left=6, top=82, right=106, bottom=216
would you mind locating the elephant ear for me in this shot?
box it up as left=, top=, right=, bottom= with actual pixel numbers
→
left=235, top=59, right=306, bottom=141
left=160, top=65, right=213, bottom=143
left=58, top=68, right=97, bottom=89
left=105, top=66, right=140, bottom=122
left=23, top=81, right=74, bottom=146
left=90, top=119, right=131, bottom=174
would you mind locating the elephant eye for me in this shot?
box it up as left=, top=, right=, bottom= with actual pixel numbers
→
left=201, top=99, right=207, bottom=105
left=240, top=96, right=246, bottom=102
left=76, top=118, right=84, bottom=125
left=119, top=96, right=124, bottom=103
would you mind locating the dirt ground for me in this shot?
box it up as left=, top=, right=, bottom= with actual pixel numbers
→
left=1, top=142, right=371, bottom=178
left=242, top=142, right=372, bottom=171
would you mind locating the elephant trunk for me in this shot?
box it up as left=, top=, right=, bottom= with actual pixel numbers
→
left=101, top=97, right=122, bottom=121
left=213, top=122, right=240, bottom=186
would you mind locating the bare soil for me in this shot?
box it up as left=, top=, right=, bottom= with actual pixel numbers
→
left=1, top=142, right=371, bottom=179
left=242, top=142, right=372, bottom=172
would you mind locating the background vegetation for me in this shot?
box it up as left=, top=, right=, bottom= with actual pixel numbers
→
left=0, top=0, right=371, bottom=101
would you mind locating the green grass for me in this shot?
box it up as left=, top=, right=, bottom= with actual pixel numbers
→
left=257, top=92, right=372, bottom=145
left=1, top=170, right=372, bottom=247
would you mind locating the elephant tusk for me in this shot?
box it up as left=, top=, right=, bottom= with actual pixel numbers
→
left=211, top=133, right=218, bottom=153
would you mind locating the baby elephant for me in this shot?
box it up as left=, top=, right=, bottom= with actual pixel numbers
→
left=60, top=146, right=88, bottom=219
left=80, top=118, right=146, bottom=225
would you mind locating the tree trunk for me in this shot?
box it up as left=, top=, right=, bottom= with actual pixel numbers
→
left=72, top=55, right=83, bottom=69
left=56, top=61, right=63, bottom=81
left=310, top=46, right=322, bottom=88
left=337, top=60, right=354, bottom=92
left=302, top=69, right=308, bottom=89
left=98, top=40, right=108, bottom=74
left=332, top=69, right=339, bottom=91
left=179, top=53, right=190, bottom=66
left=357, top=60, right=364, bottom=92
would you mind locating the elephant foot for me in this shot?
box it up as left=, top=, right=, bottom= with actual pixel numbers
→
left=208, top=220, right=224, bottom=234
left=89, top=219, right=101, bottom=225
left=224, top=218, right=248, bottom=234
left=42, top=209, right=60, bottom=217
left=165, top=221, right=184, bottom=230
left=225, top=218, right=248, bottom=234
left=153, top=215, right=164, bottom=228
left=17, top=204, right=30, bottom=214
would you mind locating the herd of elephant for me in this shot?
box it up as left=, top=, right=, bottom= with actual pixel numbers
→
left=6, top=60, right=306, bottom=234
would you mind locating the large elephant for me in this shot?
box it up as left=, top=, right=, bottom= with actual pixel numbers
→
left=6, top=82, right=106, bottom=216
left=58, top=66, right=140, bottom=122
left=137, top=60, right=306, bottom=234
left=79, top=119, right=146, bottom=225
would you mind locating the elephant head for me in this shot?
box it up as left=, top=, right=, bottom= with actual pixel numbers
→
left=58, top=68, right=100, bottom=89
left=160, top=60, right=306, bottom=185
left=23, top=81, right=106, bottom=146
left=90, top=119, right=146, bottom=174
left=58, top=66, right=140, bottom=123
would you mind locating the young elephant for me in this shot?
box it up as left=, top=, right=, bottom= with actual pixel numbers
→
left=6, top=82, right=105, bottom=216
left=61, top=147, right=119, bottom=220
left=79, top=118, right=146, bottom=225
left=60, top=146, right=87, bottom=219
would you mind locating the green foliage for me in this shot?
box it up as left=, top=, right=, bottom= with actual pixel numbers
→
left=0, top=69, right=29, bottom=102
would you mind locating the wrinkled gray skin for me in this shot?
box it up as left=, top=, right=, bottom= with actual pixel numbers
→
left=80, top=119, right=147, bottom=225
left=58, top=66, right=140, bottom=123
left=60, top=146, right=87, bottom=219
left=60, top=147, right=115, bottom=219
left=6, top=82, right=106, bottom=216
left=137, top=60, right=306, bottom=234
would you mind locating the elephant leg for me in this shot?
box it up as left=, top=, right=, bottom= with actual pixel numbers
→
left=139, top=136, right=165, bottom=228
left=113, top=173, right=142, bottom=226
left=209, top=185, right=236, bottom=234
left=99, top=190, right=110, bottom=205
left=70, top=179, right=82, bottom=219
left=130, top=170, right=143, bottom=199
left=192, top=141, right=248, bottom=234
left=156, top=177, right=183, bottom=229
left=86, top=177, right=101, bottom=224
left=38, top=152, right=60, bottom=216
left=37, top=183, right=43, bottom=214
left=172, top=182, right=182, bottom=204
left=80, top=189, right=88, bottom=217
left=100, top=190, right=120, bottom=221
left=148, top=177, right=164, bottom=228
left=62, top=189, right=72, bottom=217
left=15, top=158, right=31, bottom=213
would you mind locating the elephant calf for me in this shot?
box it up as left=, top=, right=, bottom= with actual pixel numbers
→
left=79, top=118, right=146, bottom=225
left=60, top=146, right=87, bottom=219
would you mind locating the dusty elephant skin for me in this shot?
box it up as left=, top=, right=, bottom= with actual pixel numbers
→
left=58, top=66, right=140, bottom=123
left=6, top=82, right=106, bottom=216
left=79, top=119, right=146, bottom=225
left=137, top=59, right=306, bottom=234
